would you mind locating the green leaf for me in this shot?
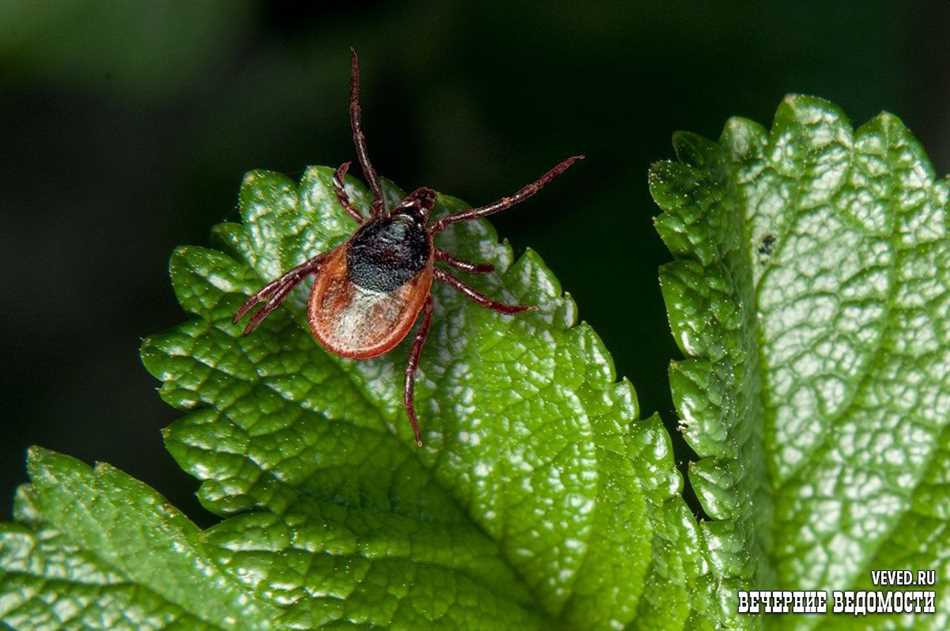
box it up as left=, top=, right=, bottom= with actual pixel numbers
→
left=0, top=448, right=280, bottom=630
left=2, top=167, right=717, bottom=629
left=142, top=167, right=719, bottom=629
left=652, top=95, right=950, bottom=629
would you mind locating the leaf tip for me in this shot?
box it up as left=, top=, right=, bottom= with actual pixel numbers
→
left=25, top=447, right=85, bottom=489
left=25, top=445, right=55, bottom=473
left=720, top=117, right=766, bottom=161
left=672, top=131, right=717, bottom=167
left=861, top=109, right=912, bottom=140
left=775, top=93, right=851, bottom=130
left=780, top=92, right=833, bottom=111
left=648, top=160, right=694, bottom=213
left=12, top=484, right=41, bottom=524
left=508, top=246, right=563, bottom=302
left=647, top=159, right=672, bottom=186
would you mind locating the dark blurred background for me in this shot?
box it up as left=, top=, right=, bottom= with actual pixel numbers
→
left=2, top=1, right=948, bottom=523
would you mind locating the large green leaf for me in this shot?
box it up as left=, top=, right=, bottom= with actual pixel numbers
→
left=2, top=167, right=714, bottom=629
left=652, top=95, right=950, bottom=629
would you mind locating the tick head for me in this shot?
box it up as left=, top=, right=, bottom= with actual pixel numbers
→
left=393, top=187, right=437, bottom=225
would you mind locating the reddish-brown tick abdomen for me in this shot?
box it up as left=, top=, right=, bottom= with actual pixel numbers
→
left=307, top=243, right=434, bottom=359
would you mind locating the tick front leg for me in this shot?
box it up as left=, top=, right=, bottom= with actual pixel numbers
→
left=435, top=249, right=494, bottom=274
left=404, top=296, right=434, bottom=447
left=431, top=155, right=584, bottom=234
left=434, top=268, right=536, bottom=314
left=349, top=48, right=385, bottom=216
left=333, top=161, right=366, bottom=223
left=233, top=254, right=326, bottom=335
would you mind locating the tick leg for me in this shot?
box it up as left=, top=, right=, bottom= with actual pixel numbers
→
left=349, top=48, right=385, bottom=216
left=435, top=249, right=494, bottom=274
left=233, top=254, right=326, bottom=335
left=431, top=155, right=584, bottom=234
left=404, top=296, right=434, bottom=447
left=333, top=161, right=365, bottom=223
left=434, top=268, right=536, bottom=314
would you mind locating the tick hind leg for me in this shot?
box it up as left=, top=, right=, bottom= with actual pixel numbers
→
left=404, top=296, right=434, bottom=447
left=233, top=254, right=326, bottom=335
left=434, top=268, right=536, bottom=314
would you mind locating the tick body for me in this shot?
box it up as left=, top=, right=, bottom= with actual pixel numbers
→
left=309, top=212, right=434, bottom=359
left=234, top=49, right=583, bottom=446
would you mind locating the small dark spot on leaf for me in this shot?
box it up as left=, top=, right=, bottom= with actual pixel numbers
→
left=758, top=234, right=776, bottom=256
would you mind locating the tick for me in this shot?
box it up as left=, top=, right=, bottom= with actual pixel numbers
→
left=234, top=49, right=583, bottom=446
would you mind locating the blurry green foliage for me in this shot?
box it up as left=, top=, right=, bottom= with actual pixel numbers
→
left=0, top=0, right=251, bottom=100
